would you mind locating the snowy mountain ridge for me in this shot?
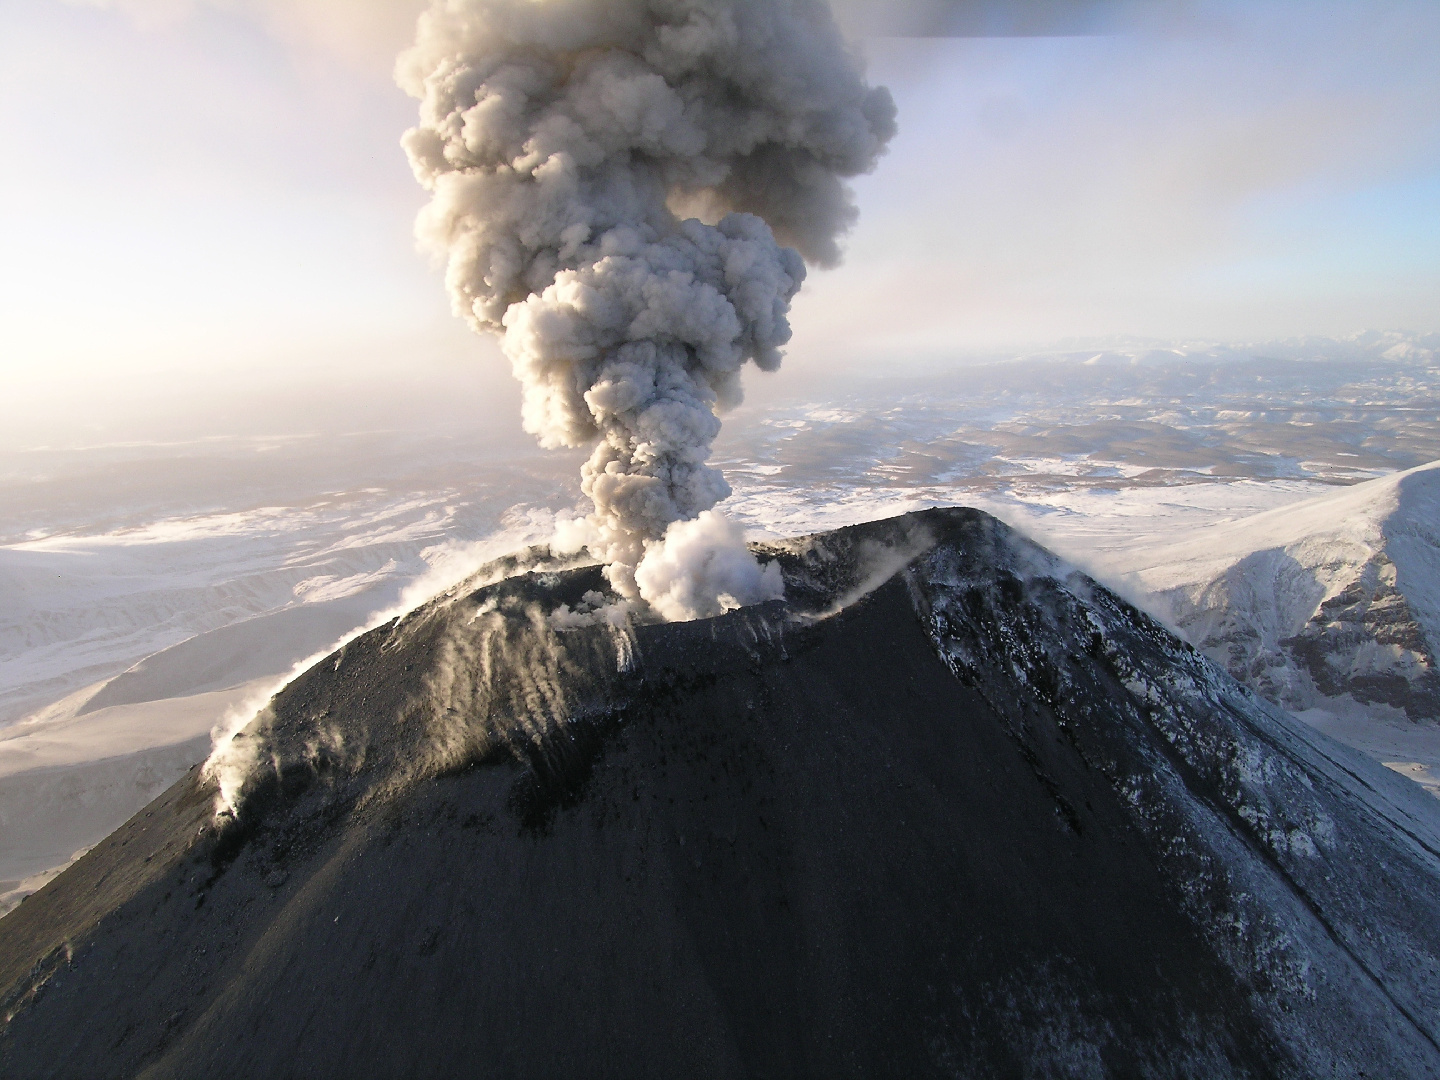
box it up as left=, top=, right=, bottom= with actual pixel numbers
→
left=1122, top=460, right=1440, bottom=726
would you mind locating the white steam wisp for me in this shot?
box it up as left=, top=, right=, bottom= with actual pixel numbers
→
left=398, top=0, right=894, bottom=617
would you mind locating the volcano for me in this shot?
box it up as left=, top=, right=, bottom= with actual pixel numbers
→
left=3, top=508, right=1440, bottom=1078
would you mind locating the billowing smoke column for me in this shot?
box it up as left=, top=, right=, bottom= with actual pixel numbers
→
left=398, top=0, right=895, bottom=619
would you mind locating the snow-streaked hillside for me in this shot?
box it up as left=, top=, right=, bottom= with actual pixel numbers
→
left=9, top=509, right=1440, bottom=1076
left=1109, top=461, right=1440, bottom=733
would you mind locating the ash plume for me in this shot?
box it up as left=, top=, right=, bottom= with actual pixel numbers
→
left=398, top=0, right=895, bottom=618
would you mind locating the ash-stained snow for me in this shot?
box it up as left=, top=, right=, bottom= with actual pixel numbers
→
left=890, top=512, right=1440, bottom=1072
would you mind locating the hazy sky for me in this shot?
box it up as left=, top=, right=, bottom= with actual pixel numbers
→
left=2, top=0, right=1438, bottom=449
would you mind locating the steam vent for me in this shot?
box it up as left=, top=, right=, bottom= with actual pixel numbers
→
left=4, top=508, right=1440, bottom=1078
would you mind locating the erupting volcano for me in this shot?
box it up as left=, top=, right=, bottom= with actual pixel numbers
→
left=399, top=0, right=895, bottom=618
left=4, top=509, right=1440, bottom=1077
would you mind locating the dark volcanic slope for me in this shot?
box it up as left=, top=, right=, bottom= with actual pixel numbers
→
left=4, top=509, right=1440, bottom=1078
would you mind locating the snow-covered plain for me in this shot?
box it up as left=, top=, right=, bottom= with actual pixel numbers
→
left=2, top=332, right=1439, bottom=910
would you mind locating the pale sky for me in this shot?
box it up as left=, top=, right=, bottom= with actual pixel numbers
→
left=1, top=0, right=1438, bottom=449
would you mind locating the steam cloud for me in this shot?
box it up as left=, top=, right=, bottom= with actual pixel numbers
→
left=398, top=0, right=895, bottom=618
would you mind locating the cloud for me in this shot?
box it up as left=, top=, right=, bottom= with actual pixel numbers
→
left=633, top=511, right=784, bottom=622
left=399, top=0, right=894, bottom=615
